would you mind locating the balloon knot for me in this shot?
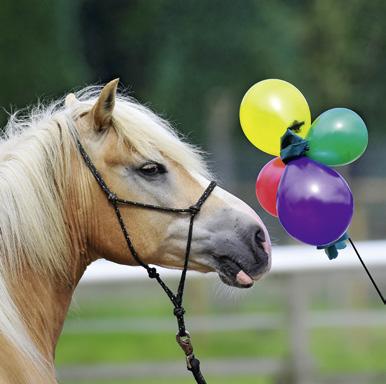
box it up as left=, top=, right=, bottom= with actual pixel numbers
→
left=288, top=120, right=305, bottom=132
left=317, top=232, right=349, bottom=260
left=280, top=129, right=309, bottom=164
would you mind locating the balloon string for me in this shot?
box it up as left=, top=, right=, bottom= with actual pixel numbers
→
left=349, top=237, right=386, bottom=305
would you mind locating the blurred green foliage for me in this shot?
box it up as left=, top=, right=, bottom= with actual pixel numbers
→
left=0, top=1, right=88, bottom=121
left=1, top=0, right=385, bottom=141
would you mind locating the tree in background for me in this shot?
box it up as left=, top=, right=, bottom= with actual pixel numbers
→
left=1, top=0, right=385, bottom=138
left=0, top=0, right=89, bottom=127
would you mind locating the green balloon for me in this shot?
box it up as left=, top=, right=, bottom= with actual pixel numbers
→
left=306, top=108, right=368, bottom=166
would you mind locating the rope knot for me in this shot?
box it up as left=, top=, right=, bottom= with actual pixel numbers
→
left=147, top=267, right=159, bottom=279
left=107, top=192, right=117, bottom=202
left=173, top=306, right=186, bottom=318
left=189, top=204, right=200, bottom=214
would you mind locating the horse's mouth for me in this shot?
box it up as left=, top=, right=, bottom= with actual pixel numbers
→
left=213, top=256, right=264, bottom=289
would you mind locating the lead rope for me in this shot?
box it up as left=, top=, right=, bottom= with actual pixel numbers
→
left=76, top=139, right=213, bottom=383
left=113, top=202, right=208, bottom=383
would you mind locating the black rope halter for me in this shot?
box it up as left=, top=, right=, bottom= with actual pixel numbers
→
left=76, top=138, right=216, bottom=384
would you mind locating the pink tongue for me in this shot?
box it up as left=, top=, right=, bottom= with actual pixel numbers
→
left=236, top=270, right=253, bottom=285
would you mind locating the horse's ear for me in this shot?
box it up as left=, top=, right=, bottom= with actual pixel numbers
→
left=91, top=78, right=119, bottom=132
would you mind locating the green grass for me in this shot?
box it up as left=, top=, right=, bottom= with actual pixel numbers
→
left=67, top=299, right=171, bottom=320
left=57, top=326, right=386, bottom=371
left=312, top=327, right=386, bottom=372
left=64, top=378, right=272, bottom=384
left=56, top=329, right=287, bottom=364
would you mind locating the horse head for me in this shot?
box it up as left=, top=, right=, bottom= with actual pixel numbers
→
left=69, top=80, right=271, bottom=288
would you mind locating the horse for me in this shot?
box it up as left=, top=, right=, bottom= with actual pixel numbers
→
left=0, top=79, right=271, bottom=383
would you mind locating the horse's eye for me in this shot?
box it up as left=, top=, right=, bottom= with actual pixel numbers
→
left=138, top=162, right=167, bottom=177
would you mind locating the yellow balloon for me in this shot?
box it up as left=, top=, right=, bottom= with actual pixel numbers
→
left=239, top=79, right=311, bottom=156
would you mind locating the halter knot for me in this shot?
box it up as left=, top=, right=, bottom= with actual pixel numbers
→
left=107, top=192, right=117, bottom=202
left=147, top=267, right=159, bottom=279
left=173, top=306, right=186, bottom=318
left=189, top=204, right=200, bottom=215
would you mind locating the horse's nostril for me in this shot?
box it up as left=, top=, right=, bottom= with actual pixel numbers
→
left=255, top=227, right=266, bottom=244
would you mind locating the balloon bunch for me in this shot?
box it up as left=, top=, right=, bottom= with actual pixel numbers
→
left=240, top=79, right=368, bottom=259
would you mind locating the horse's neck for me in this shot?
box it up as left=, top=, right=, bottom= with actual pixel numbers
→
left=0, top=333, right=54, bottom=384
left=0, top=126, right=94, bottom=382
left=1, top=258, right=86, bottom=384
left=11, top=269, right=77, bottom=358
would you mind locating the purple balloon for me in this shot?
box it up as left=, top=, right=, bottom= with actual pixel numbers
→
left=277, top=157, right=353, bottom=246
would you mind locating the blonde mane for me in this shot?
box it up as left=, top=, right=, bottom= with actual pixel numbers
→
left=0, top=85, right=210, bottom=374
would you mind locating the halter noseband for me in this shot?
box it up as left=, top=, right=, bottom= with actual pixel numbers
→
left=76, top=138, right=216, bottom=384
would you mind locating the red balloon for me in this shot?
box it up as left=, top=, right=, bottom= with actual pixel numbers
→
left=256, top=157, right=286, bottom=217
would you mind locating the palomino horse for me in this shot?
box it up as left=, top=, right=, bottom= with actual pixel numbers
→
left=0, top=79, right=271, bottom=383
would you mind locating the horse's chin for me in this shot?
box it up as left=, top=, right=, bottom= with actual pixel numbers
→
left=185, top=261, right=256, bottom=288
left=213, top=256, right=268, bottom=289
left=157, top=256, right=267, bottom=289
left=217, top=268, right=255, bottom=289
